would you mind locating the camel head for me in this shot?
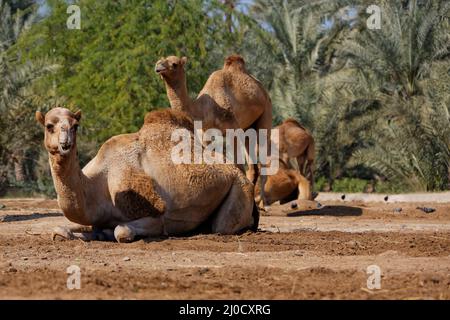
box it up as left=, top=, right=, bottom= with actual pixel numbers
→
left=224, top=54, right=247, bottom=72
left=36, top=107, right=81, bottom=157
left=155, top=56, right=187, bottom=81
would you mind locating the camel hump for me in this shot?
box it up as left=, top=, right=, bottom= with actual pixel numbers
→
left=143, top=108, right=193, bottom=131
left=223, top=54, right=246, bottom=72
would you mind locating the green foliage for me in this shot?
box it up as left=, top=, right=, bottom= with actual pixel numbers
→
left=1, top=0, right=449, bottom=195
left=18, top=0, right=238, bottom=144
left=0, top=0, right=58, bottom=195
left=341, top=1, right=450, bottom=191
left=244, top=0, right=450, bottom=192
left=330, top=178, right=368, bottom=193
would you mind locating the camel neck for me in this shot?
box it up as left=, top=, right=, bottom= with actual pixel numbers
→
left=164, top=74, right=192, bottom=112
left=49, top=148, right=90, bottom=225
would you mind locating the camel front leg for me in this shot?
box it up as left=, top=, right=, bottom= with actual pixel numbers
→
left=244, top=135, right=257, bottom=183
left=52, top=225, right=114, bottom=241
left=114, top=215, right=165, bottom=243
left=253, top=108, right=272, bottom=208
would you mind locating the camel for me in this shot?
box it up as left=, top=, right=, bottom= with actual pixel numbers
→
left=275, top=119, right=315, bottom=197
left=35, top=107, right=258, bottom=242
left=254, top=158, right=311, bottom=206
left=155, top=55, right=272, bottom=205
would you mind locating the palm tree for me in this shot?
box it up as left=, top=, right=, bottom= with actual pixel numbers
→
left=333, top=0, right=450, bottom=190
left=248, top=0, right=355, bottom=127
left=0, top=0, right=58, bottom=184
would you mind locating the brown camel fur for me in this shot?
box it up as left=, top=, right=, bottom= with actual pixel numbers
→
left=275, top=119, right=315, bottom=196
left=155, top=55, right=273, bottom=205
left=36, top=107, right=258, bottom=242
left=254, top=158, right=311, bottom=206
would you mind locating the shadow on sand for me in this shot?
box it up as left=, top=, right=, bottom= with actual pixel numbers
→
left=0, top=212, right=62, bottom=222
left=286, top=205, right=362, bottom=217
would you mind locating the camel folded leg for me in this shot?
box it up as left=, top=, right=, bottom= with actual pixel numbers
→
left=294, top=171, right=311, bottom=201
left=211, top=175, right=256, bottom=234
left=114, top=215, right=165, bottom=243
left=52, top=225, right=114, bottom=241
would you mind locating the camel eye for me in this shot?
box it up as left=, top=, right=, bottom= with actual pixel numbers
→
left=46, top=124, right=54, bottom=132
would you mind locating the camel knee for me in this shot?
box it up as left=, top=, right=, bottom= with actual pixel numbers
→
left=52, top=226, right=74, bottom=241
left=114, top=225, right=135, bottom=243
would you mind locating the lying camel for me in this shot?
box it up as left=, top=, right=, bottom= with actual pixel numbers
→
left=155, top=55, right=272, bottom=205
left=36, top=107, right=258, bottom=242
left=254, top=158, right=311, bottom=206
left=275, top=119, right=315, bottom=195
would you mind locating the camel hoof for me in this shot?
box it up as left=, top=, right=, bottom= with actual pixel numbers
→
left=114, top=225, right=135, bottom=243
left=51, top=226, right=74, bottom=241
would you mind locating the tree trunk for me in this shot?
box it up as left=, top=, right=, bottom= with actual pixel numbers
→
left=224, top=0, right=235, bottom=34
left=12, top=150, right=26, bottom=183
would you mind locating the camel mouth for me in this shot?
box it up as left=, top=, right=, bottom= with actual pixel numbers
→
left=155, top=64, right=167, bottom=74
left=58, top=144, right=72, bottom=155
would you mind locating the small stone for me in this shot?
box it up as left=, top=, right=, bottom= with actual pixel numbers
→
left=384, top=196, right=389, bottom=202
left=21, top=257, right=28, bottom=261
left=393, top=208, right=402, bottom=213
left=346, top=240, right=359, bottom=248
left=341, top=194, right=346, bottom=200
left=0, top=204, right=5, bottom=209
left=317, top=202, right=323, bottom=209
left=290, top=201, right=298, bottom=209
left=7, top=267, right=17, bottom=273
left=198, top=268, right=209, bottom=275
left=122, top=257, right=131, bottom=261
left=416, top=207, right=435, bottom=214
left=294, top=250, right=304, bottom=256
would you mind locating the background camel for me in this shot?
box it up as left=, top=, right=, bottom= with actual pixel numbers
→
left=275, top=119, right=315, bottom=196
left=35, top=107, right=258, bottom=242
left=254, top=157, right=311, bottom=206
left=155, top=55, right=272, bottom=206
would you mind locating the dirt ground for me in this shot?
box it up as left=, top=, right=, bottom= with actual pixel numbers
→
left=0, top=195, right=449, bottom=300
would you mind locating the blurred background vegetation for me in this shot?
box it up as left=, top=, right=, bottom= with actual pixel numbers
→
left=0, top=0, right=449, bottom=197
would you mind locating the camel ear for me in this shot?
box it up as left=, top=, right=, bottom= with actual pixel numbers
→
left=181, top=57, right=188, bottom=65
left=35, top=111, right=45, bottom=126
left=74, top=110, right=82, bottom=121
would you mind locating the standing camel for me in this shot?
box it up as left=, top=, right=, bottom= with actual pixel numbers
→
left=155, top=55, right=273, bottom=206
left=275, top=119, right=315, bottom=195
left=36, top=107, right=258, bottom=242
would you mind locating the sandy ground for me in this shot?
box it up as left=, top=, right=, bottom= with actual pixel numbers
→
left=0, top=195, right=449, bottom=300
